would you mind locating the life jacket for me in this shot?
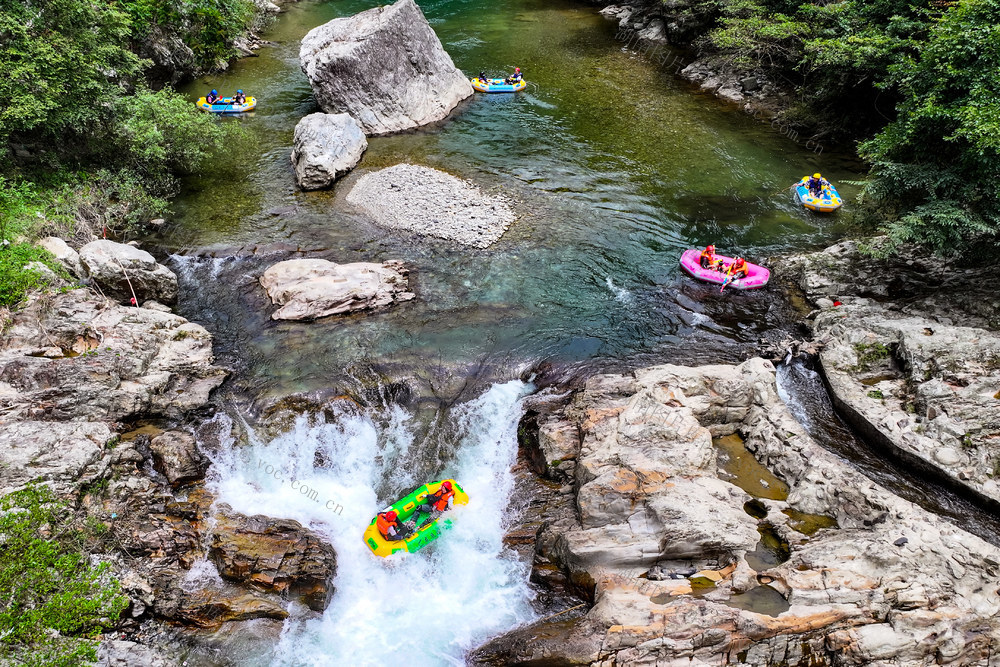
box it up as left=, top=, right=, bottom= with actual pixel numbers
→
left=732, top=259, right=747, bottom=275
left=700, top=249, right=716, bottom=268
left=376, top=513, right=398, bottom=537
left=431, top=487, right=455, bottom=511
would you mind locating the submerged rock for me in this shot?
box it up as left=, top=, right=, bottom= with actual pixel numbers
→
left=299, top=0, right=473, bottom=135
left=346, top=163, right=516, bottom=248
left=291, top=112, right=368, bottom=190
left=259, top=257, right=415, bottom=321
left=79, top=240, right=178, bottom=306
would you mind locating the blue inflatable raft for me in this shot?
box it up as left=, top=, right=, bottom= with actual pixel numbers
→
left=794, top=177, right=842, bottom=213
left=196, top=96, right=257, bottom=114
left=471, top=78, right=526, bottom=93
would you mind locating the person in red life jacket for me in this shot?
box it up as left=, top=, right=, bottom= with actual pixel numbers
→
left=729, top=257, right=749, bottom=280
left=699, top=244, right=723, bottom=271
left=413, top=481, right=456, bottom=526
left=376, top=510, right=409, bottom=542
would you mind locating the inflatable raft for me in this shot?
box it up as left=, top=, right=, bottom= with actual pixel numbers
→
left=794, top=177, right=842, bottom=213
left=363, top=479, right=469, bottom=558
left=196, top=96, right=257, bottom=113
left=471, top=77, right=526, bottom=93
left=679, top=249, right=769, bottom=290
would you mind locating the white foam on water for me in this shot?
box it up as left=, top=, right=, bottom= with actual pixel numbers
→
left=205, top=381, right=536, bottom=666
left=605, top=275, right=633, bottom=304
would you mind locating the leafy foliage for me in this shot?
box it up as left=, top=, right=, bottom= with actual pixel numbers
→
left=858, top=0, right=1000, bottom=255
left=0, top=485, right=128, bottom=665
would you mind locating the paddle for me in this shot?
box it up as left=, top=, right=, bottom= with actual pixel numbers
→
left=719, top=261, right=736, bottom=293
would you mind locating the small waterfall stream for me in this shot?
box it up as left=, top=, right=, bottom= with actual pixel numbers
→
left=201, top=381, right=537, bottom=666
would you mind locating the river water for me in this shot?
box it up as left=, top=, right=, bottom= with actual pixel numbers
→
left=157, top=0, right=874, bottom=664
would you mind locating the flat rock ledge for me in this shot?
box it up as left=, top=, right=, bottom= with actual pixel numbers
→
left=259, top=258, right=414, bottom=321
left=782, top=240, right=1000, bottom=509
left=473, top=358, right=1000, bottom=666
left=346, top=164, right=516, bottom=249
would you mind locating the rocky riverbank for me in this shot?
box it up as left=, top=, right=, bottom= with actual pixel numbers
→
left=781, top=240, right=1000, bottom=511
left=474, top=355, right=1000, bottom=665
left=0, top=242, right=338, bottom=664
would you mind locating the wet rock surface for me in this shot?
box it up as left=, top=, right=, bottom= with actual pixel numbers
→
left=346, top=163, right=517, bottom=248
left=299, top=0, right=472, bottom=135
left=474, top=358, right=1000, bottom=665
left=259, top=257, right=415, bottom=320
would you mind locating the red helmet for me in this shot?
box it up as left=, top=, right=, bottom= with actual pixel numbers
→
left=385, top=510, right=397, bottom=521
left=515, top=68, right=520, bottom=73
left=442, top=481, right=453, bottom=491
left=707, top=245, right=715, bottom=252
left=734, top=257, right=746, bottom=266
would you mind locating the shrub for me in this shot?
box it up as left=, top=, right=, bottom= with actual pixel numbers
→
left=0, top=485, right=128, bottom=665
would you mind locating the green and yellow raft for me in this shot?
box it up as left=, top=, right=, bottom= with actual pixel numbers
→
left=363, top=479, right=469, bottom=558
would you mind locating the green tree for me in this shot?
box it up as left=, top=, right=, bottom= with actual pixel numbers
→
left=0, top=0, right=144, bottom=146
left=0, top=485, right=128, bottom=665
left=858, top=0, right=1000, bottom=255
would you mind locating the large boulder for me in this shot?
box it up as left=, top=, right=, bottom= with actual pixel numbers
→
left=291, top=112, right=368, bottom=190
left=0, top=421, right=113, bottom=495
left=0, top=289, right=227, bottom=422
left=79, top=240, right=178, bottom=306
left=299, top=0, right=473, bottom=135
left=259, top=258, right=414, bottom=321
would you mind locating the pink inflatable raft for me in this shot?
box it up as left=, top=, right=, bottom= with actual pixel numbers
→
left=679, top=249, right=770, bottom=290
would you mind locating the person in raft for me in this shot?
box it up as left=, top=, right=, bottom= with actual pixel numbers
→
left=376, top=510, right=410, bottom=542
left=479, top=71, right=487, bottom=83
left=233, top=89, right=246, bottom=105
left=806, top=173, right=830, bottom=197
left=699, top=245, right=724, bottom=271
left=206, top=89, right=221, bottom=104
left=413, top=481, right=456, bottom=526
left=505, top=67, right=522, bottom=84
left=729, top=257, right=749, bottom=280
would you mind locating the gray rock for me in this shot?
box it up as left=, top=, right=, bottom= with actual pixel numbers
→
left=0, top=421, right=113, bottom=495
left=291, top=112, right=368, bottom=190
left=37, top=236, right=84, bottom=277
left=79, top=240, right=178, bottom=305
left=149, top=431, right=207, bottom=487
left=345, top=163, right=516, bottom=248
left=299, top=0, right=473, bottom=135
left=259, top=258, right=414, bottom=321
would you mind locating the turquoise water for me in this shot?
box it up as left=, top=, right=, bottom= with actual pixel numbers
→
left=165, top=0, right=863, bottom=401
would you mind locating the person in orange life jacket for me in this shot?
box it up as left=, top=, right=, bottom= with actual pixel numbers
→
left=729, top=257, right=748, bottom=279
left=206, top=89, right=221, bottom=104
left=806, top=173, right=829, bottom=197
left=699, top=244, right=723, bottom=271
left=376, top=510, right=410, bottom=542
left=233, top=89, right=246, bottom=105
left=413, top=481, right=455, bottom=525
left=505, top=67, right=522, bottom=85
